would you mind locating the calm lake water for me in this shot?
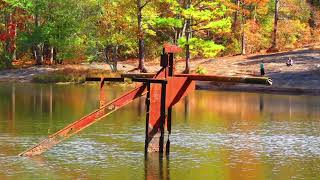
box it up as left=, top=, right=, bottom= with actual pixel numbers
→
left=0, top=83, right=320, bottom=179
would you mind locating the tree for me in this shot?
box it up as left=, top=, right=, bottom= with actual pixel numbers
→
left=154, top=0, right=231, bottom=73
left=271, top=0, right=279, bottom=50
left=5, top=0, right=101, bottom=65
left=137, top=0, right=151, bottom=72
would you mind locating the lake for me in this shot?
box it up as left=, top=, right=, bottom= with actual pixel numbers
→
left=0, top=83, right=319, bottom=179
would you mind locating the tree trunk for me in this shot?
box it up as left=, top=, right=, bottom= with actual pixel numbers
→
left=253, top=5, right=257, bottom=22
left=4, top=12, right=16, bottom=67
left=241, top=30, right=246, bottom=55
left=137, top=0, right=147, bottom=73
left=271, top=0, right=279, bottom=50
left=174, top=28, right=178, bottom=44
left=233, top=0, right=240, bottom=32
left=241, top=14, right=246, bottom=55
left=111, top=45, right=118, bottom=72
left=34, top=13, right=43, bottom=65
left=34, top=44, right=43, bottom=65
left=183, top=0, right=191, bottom=74
left=49, top=46, right=54, bottom=64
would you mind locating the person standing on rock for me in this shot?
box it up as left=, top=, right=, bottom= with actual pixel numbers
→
left=260, top=62, right=265, bottom=76
left=286, top=57, right=293, bottom=66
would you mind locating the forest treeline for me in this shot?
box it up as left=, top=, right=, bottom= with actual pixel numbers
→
left=0, top=0, right=320, bottom=72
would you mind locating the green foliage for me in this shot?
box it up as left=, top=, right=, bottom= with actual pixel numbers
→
left=154, top=0, right=231, bottom=58
left=223, top=37, right=241, bottom=56
left=1, top=0, right=320, bottom=68
left=178, top=37, right=225, bottom=57
left=154, top=17, right=183, bottom=28
left=0, top=52, right=13, bottom=69
left=195, top=65, right=208, bottom=75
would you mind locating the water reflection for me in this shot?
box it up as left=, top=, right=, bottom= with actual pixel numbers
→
left=145, top=153, right=170, bottom=180
left=0, top=83, right=320, bottom=179
left=259, top=94, right=264, bottom=113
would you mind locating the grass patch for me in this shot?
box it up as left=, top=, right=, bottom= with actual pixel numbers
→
left=32, top=68, right=122, bottom=83
left=32, top=73, right=86, bottom=83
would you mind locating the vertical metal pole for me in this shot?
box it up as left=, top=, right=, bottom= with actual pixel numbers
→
left=159, top=82, right=166, bottom=153
left=166, top=107, right=172, bottom=154
left=168, top=53, right=174, bottom=77
left=145, top=82, right=151, bottom=154
left=167, top=108, right=172, bottom=134
left=100, top=78, right=105, bottom=108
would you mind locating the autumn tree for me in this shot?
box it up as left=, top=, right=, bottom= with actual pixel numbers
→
left=137, top=0, right=152, bottom=72
left=271, top=0, right=279, bottom=50
left=0, top=1, right=18, bottom=68
left=153, top=0, right=231, bottom=73
left=90, top=0, right=136, bottom=71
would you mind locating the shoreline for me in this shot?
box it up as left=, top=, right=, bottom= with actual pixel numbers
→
left=0, top=79, right=318, bottom=96
left=196, top=82, right=320, bottom=96
left=0, top=48, right=319, bottom=96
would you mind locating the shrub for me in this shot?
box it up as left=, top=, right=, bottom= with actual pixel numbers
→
left=195, top=65, right=208, bottom=75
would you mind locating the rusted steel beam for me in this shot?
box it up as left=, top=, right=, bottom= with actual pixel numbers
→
left=166, top=77, right=195, bottom=107
left=163, top=43, right=182, bottom=53
left=122, top=73, right=272, bottom=85
left=19, top=85, right=147, bottom=157
left=145, top=69, right=166, bottom=153
left=145, top=71, right=195, bottom=153
left=132, top=78, right=167, bottom=84
left=121, top=73, right=156, bottom=79
left=86, top=77, right=125, bottom=82
left=175, top=74, right=272, bottom=85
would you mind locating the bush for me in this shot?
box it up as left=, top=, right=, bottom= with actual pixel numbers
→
left=32, top=73, right=86, bottom=83
left=0, top=52, right=13, bottom=69
left=195, top=65, right=208, bottom=75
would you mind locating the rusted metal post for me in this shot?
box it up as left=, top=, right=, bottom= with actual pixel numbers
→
left=159, top=81, right=166, bottom=153
left=145, top=82, right=151, bottom=154
left=145, top=78, right=168, bottom=153
left=166, top=107, right=172, bottom=154
left=100, top=77, right=106, bottom=108
left=168, top=53, right=174, bottom=76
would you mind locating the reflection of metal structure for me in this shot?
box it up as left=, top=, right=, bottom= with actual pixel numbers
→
left=19, top=45, right=272, bottom=157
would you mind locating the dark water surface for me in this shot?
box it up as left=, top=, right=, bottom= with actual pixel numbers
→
left=0, top=83, right=319, bottom=179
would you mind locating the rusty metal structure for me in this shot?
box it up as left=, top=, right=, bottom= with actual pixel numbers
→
left=19, top=45, right=272, bottom=157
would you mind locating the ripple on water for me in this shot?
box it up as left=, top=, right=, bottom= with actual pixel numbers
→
left=171, top=121, right=320, bottom=161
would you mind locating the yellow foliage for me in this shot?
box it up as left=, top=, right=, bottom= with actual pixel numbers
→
left=277, top=20, right=311, bottom=49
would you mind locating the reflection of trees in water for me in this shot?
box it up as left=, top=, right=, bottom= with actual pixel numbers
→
left=8, top=84, right=15, bottom=133
left=184, top=96, right=189, bottom=121
left=138, top=97, right=145, bottom=117
left=0, top=84, right=102, bottom=134
left=175, top=91, right=320, bottom=121
left=259, top=94, right=264, bottom=113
